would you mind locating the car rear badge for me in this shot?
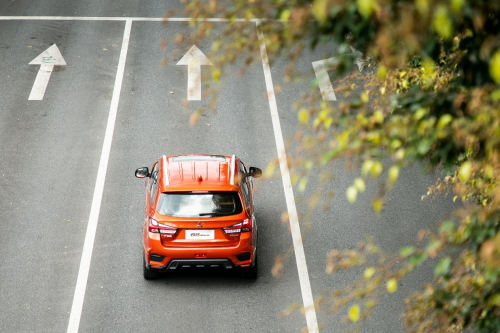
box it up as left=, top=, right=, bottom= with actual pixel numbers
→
left=196, top=222, right=202, bottom=228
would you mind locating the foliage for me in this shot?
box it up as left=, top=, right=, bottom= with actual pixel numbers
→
left=169, top=0, right=500, bottom=332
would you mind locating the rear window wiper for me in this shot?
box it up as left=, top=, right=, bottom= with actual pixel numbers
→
left=198, top=212, right=233, bottom=217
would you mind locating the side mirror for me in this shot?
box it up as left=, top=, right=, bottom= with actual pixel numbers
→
left=135, top=167, right=150, bottom=178
left=248, top=167, right=262, bottom=178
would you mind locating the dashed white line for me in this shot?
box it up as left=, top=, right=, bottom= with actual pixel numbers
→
left=66, top=19, right=132, bottom=333
left=256, top=21, right=319, bottom=333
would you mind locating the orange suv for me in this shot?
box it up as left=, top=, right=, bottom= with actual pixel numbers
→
left=135, top=154, right=262, bottom=280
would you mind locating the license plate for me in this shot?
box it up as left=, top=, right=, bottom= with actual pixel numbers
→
left=185, top=230, right=214, bottom=240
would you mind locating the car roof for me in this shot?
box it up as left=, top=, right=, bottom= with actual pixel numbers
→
left=158, top=154, right=241, bottom=192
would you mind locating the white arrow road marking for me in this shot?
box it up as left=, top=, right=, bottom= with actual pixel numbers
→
left=312, top=46, right=366, bottom=101
left=28, top=44, right=66, bottom=100
left=312, top=57, right=338, bottom=101
left=350, top=46, right=365, bottom=72
left=176, top=45, right=212, bottom=100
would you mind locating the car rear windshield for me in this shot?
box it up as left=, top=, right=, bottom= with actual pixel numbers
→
left=157, top=192, right=243, bottom=217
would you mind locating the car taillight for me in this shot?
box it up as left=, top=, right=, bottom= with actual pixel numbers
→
left=223, top=218, right=251, bottom=234
left=223, top=222, right=242, bottom=234
left=241, top=218, right=251, bottom=232
left=149, top=218, right=177, bottom=234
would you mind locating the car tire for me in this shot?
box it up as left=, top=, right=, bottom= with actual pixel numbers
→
left=242, top=255, right=258, bottom=279
left=143, top=254, right=159, bottom=280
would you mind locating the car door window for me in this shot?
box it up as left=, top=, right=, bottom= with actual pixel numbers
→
left=238, top=161, right=250, bottom=208
left=150, top=162, right=158, bottom=205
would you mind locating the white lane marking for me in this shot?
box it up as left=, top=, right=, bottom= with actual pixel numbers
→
left=66, top=19, right=132, bottom=333
left=349, top=46, right=365, bottom=72
left=28, top=44, right=66, bottom=100
left=176, top=45, right=213, bottom=100
left=256, top=21, right=319, bottom=333
left=311, top=57, right=338, bottom=101
left=0, top=16, right=250, bottom=22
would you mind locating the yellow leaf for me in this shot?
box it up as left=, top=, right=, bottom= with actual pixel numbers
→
left=458, top=161, right=472, bottom=182
left=354, top=178, right=366, bottom=193
left=387, top=278, right=397, bottom=293
left=348, top=305, right=360, bottom=322
left=490, top=50, right=500, bottom=84
left=364, top=267, right=375, bottom=279
left=377, top=65, right=387, bottom=79
left=415, top=0, right=429, bottom=15
left=312, top=0, right=328, bottom=24
left=264, top=162, right=276, bottom=178
left=324, top=117, right=333, bottom=129
left=373, top=110, right=384, bottom=124
left=346, top=186, right=358, bottom=203
left=357, top=0, right=375, bottom=18
left=371, top=161, right=383, bottom=178
left=373, top=198, right=383, bottom=213
left=298, top=109, right=309, bottom=124
left=414, top=108, right=427, bottom=121
left=361, top=91, right=369, bottom=103
left=388, top=166, right=399, bottom=182
left=433, top=5, right=453, bottom=40
left=212, top=69, right=220, bottom=82
left=394, top=148, right=405, bottom=161
left=298, top=178, right=308, bottom=192
left=280, top=9, right=291, bottom=21
left=362, top=160, right=374, bottom=176
left=451, top=0, right=464, bottom=13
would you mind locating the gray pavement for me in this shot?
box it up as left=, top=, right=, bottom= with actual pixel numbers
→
left=0, top=3, right=456, bottom=333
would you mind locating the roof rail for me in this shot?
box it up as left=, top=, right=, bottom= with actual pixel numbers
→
left=230, top=155, right=235, bottom=185
left=162, top=155, right=169, bottom=186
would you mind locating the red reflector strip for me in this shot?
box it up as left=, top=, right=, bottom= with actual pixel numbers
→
left=240, top=264, right=251, bottom=267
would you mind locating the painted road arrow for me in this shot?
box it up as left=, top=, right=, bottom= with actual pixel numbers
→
left=176, top=45, right=212, bottom=101
left=28, top=44, right=66, bottom=100
left=312, top=57, right=339, bottom=101
left=350, top=46, right=365, bottom=72
left=312, top=47, right=365, bottom=101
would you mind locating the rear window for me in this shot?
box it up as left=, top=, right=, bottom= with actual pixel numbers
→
left=157, top=192, right=243, bottom=217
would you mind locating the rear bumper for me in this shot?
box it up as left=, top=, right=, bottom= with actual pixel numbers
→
left=144, top=233, right=255, bottom=269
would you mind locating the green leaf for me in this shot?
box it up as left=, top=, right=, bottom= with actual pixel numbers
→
left=400, top=246, right=416, bottom=257
left=409, top=253, right=429, bottom=268
left=437, top=114, right=452, bottom=129
left=434, top=257, right=451, bottom=276
left=439, top=221, right=455, bottom=233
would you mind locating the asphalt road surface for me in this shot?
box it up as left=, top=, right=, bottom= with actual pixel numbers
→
left=0, top=2, right=456, bottom=333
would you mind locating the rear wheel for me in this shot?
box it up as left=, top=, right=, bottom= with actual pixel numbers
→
left=242, top=255, right=258, bottom=279
left=143, top=254, right=159, bottom=280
